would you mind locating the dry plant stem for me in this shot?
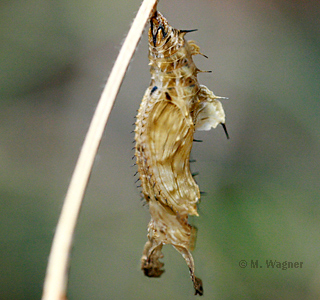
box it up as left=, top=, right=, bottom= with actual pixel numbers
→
left=41, top=1, right=158, bottom=299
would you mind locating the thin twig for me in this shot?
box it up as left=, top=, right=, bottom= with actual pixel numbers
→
left=41, top=1, right=158, bottom=299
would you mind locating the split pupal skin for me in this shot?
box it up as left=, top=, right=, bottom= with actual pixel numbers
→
left=134, top=10, right=226, bottom=296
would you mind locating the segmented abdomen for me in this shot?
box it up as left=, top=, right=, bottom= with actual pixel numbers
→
left=135, top=9, right=226, bottom=296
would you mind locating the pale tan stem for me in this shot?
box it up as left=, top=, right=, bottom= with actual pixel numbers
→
left=41, top=1, right=158, bottom=299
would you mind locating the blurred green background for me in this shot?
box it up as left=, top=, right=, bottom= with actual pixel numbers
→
left=1, top=0, right=320, bottom=299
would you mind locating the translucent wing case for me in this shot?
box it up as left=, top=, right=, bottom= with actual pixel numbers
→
left=134, top=9, right=227, bottom=295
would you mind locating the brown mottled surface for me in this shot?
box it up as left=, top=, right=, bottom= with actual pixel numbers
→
left=135, top=10, right=226, bottom=296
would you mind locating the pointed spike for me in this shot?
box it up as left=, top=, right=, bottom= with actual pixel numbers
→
left=130, top=163, right=136, bottom=167
left=197, top=69, right=212, bottom=73
left=192, top=172, right=199, bottom=177
left=189, top=159, right=197, bottom=163
left=221, top=123, right=230, bottom=139
left=200, top=191, right=207, bottom=196
left=133, top=171, right=138, bottom=176
left=135, top=178, right=140, bottom=183
left=193, top=139, right=203, bottom=143
left=180, top=29, right=198, bottom=34
left=215, top=95, right=229, bottom=100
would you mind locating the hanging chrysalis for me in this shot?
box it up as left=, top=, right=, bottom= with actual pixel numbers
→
left=134, top=8, right=228, bottom=296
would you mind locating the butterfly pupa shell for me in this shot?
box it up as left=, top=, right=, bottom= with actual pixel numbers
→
left=134, top=9, right=226, bottom=296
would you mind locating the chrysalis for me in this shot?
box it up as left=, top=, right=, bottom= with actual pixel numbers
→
left=134, top=9, right=227, bottom=296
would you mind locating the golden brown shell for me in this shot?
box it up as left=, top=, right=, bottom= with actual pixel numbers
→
left=135, top=10, right=226, bottom=296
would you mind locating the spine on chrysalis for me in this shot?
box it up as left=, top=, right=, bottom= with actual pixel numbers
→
left=135, top=9, right=227, bottom=296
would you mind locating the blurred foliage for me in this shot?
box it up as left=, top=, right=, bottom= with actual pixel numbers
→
left=0, top=0, right=320, bottom=299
